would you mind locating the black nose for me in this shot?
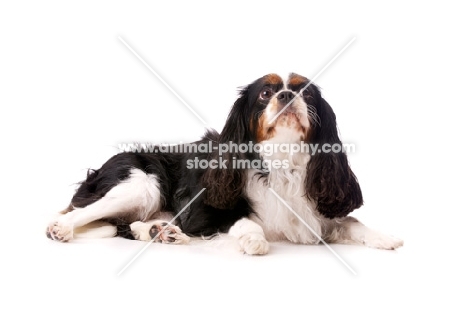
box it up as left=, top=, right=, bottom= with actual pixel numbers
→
left=277, top=91, right=295, bottom=105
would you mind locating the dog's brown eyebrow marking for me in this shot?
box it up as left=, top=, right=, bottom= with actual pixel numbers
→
left=288, top=73, right=309, bottom=86
left=263, top=73, right=283, bottom=85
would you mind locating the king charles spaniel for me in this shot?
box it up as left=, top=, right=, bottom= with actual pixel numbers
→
left=46, top=73, right=403, bottom=254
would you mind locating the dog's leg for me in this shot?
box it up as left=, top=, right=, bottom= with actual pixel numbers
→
left=228, top=218, right=269, bottom=255
left=47, top=169, right=161, bottom=242
left=129, top=219, right=190, bottom=244
left=324, top=217, right=404, bottom=250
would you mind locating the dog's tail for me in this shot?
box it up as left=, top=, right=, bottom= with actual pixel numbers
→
left=73, top=220, right=135, bottom=240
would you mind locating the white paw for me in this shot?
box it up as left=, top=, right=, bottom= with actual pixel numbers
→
left=46, top=221, right=73, bottom=242
left=364, top=233, right=404, bottom=250
left=131, top=221, right=190, bottom=244
left=238, top=233, right=269, bottom=255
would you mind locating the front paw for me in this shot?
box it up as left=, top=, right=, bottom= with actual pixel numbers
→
left=238, top=233, right=269, bottom=255
left=364, top=233, right=404, bottom=250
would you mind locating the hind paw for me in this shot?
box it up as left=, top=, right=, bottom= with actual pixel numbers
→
left=130, top=220, right=190, bottom=244
left=46, top=221, right=73, bottom=242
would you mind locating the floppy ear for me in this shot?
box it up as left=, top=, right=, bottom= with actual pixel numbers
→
left=305, top=97, right=363, bottom=218
left=201, top=88, right=253, bottom=209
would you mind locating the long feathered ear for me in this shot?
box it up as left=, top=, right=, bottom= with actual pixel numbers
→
left=305, top=97, right=363, bottom=218
left=201, top=87, right=252, bottom=209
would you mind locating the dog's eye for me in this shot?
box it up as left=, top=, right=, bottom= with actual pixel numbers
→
left=301, top=89, right=312, bottom=98
left=260, top=88, right=274, bottom=100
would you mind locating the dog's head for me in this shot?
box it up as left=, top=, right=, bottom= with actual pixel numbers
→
left=247, top=73, right=316, bottom=144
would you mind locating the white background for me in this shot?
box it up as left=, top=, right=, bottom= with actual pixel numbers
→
left=1, top=1, right=467, bottom=310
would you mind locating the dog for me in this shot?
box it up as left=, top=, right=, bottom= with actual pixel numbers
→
left=46, top=73, right=403, bottom=254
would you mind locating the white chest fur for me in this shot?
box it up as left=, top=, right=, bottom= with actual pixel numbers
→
left=245, top=151, right=323, bottom=244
